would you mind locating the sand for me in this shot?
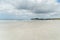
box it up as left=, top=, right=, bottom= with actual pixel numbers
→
left=0, top=20, right=60, bottom=40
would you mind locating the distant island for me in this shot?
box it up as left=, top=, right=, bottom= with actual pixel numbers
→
left=31, top=18, right=60, bottom=20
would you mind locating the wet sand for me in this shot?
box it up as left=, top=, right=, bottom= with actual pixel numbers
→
left=0, top=20, right=60, bottom=40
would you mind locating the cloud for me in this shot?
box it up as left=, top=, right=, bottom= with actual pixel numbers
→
left=31, top=4, right=57, bottom=13
left=0, top=0, right=60, bottom=19
left=14, top=0, right=57, bottom=13
left=0, top=2, right=15, bottom=10
left=2, top=0, right=57, bottom=13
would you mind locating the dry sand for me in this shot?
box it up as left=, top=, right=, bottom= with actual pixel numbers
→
left=0, top=20, right=60, bottom=40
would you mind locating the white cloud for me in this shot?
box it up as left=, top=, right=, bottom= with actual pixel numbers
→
left=0, top=3, right=15, bottom=10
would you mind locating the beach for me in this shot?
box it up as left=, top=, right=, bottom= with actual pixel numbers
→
left=0, top=20, right=60, bottom=40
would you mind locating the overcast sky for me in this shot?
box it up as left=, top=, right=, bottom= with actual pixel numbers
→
left=0, top=0, right=60, bottom=20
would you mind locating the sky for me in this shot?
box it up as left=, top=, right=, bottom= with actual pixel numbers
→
left=0, top=0, right=60, bottom=20
left=58, top=0, right=60, bottom=2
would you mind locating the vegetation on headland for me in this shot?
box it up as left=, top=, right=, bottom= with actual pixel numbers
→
left=31, top=18, right=60, bottom=20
